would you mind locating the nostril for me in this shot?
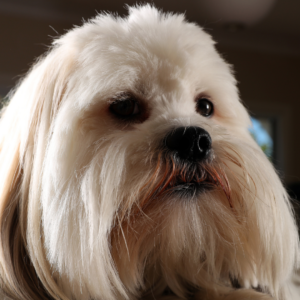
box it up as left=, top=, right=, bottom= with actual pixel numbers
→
left=165, top=126, right=212, bottom=161
left=199, top=133, right=211, bottom=151
left=196, top=134, right=212, bottom=159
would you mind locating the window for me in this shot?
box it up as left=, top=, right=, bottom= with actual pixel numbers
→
left=249, top=116, right=277, bottom=165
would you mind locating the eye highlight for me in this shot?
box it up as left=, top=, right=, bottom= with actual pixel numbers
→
left=196, top=98, right=214, bottom=117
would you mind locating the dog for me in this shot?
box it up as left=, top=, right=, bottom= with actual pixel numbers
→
left=0, top=5, right=298, bottom=300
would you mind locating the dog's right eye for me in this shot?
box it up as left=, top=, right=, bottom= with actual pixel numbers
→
left=109, top=99, right=140, bottom=118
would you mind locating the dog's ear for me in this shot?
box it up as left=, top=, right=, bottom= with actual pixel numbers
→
left=0, top=45, right=75, bottom=300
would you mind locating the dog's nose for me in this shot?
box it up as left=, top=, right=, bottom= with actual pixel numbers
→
left=165, top=126, right=212, bottom=161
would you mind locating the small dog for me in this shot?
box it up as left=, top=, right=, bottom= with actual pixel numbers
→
left=0, top=5, right=298, bottom=300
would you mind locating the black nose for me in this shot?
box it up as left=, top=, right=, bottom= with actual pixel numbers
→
left=165, top=126, right=212, bottom=161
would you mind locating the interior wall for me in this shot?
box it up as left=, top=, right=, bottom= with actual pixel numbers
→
left=0, top=13, right=72, bottom=91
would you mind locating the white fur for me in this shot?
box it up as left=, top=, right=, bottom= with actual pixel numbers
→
left=0, top=5, right=298, bottom=300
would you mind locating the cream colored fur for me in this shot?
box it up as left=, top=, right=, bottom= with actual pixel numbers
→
left=0, top=5, right=298, bottom=300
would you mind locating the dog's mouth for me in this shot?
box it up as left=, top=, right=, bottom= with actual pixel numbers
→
left=166, top=167, right=215, bottom=198
left=139, top=154, right=231, bottom=206
left=170, top=178, right=212, bottom=197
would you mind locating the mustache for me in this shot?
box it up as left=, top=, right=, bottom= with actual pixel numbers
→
left=139, top=152, right=232, bottom=210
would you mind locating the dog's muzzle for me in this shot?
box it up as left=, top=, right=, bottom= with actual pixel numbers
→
left=138, top=126, right=229, bottom=203
left=165, top=126, right=212, bottom=162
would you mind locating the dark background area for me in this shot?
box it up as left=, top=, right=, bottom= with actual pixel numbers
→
left=0, top=0, right=300, bottom=191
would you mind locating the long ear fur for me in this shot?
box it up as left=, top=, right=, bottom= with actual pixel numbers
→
left=0, top=44, right=75, bottom=300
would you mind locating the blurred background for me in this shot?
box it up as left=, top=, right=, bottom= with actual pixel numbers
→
left=0, top=0, right=299, bottom=198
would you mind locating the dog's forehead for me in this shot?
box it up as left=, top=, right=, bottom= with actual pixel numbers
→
left=68, top=8, right=231, bottom=96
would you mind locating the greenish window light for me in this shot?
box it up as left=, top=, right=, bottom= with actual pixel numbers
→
left=249, top=117, right=273, bottom=159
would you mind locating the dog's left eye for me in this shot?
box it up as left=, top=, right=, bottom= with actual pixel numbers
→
left=110, top=99, right=140, bottom=118
left=196, top=98, right=214, bottom=117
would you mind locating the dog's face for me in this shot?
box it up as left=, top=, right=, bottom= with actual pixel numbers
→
left=0, top=5, right=298, bottom=300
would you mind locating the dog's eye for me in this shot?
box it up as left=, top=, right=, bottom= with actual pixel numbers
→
left=196, top=98, right=214, bottom=117
left=110, top=99, right=140, bottom=118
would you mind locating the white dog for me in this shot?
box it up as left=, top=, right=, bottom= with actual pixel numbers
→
left=0, top=5, right=298, bottom=300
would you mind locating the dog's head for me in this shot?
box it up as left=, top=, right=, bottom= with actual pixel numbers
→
left=0, top=5, right=298, bottom=300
